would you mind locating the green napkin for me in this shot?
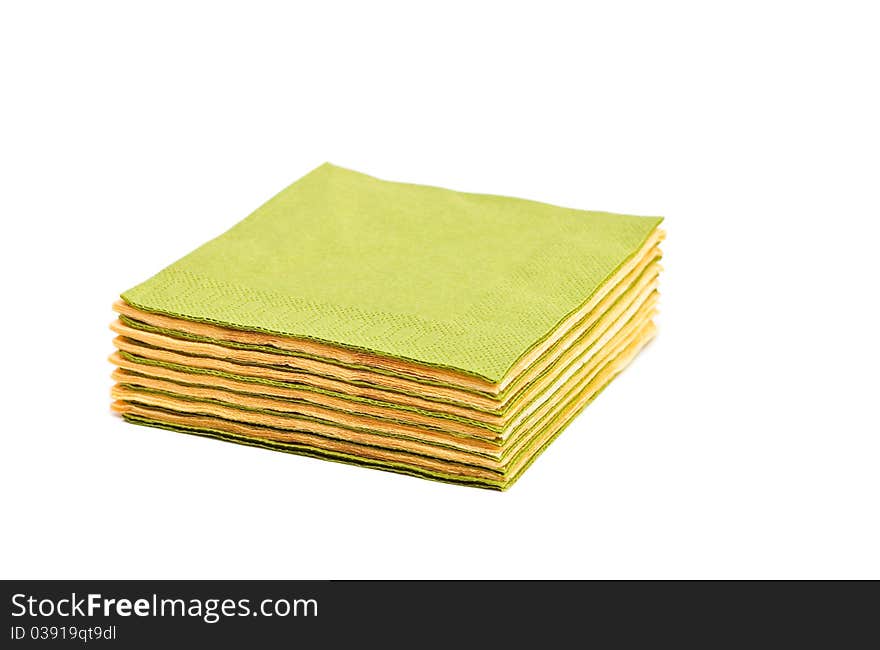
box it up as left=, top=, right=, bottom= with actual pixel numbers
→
left=122, top=163, right=662, bottom=383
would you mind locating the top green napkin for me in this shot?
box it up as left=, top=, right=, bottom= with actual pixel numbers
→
left=122, top=163, right=662, bottom=383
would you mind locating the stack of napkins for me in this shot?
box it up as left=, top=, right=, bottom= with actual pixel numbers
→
left=110, top=164, right=663, bottom=489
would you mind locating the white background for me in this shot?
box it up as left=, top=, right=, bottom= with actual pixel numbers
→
left=2, top=2, right=878, bottom=579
